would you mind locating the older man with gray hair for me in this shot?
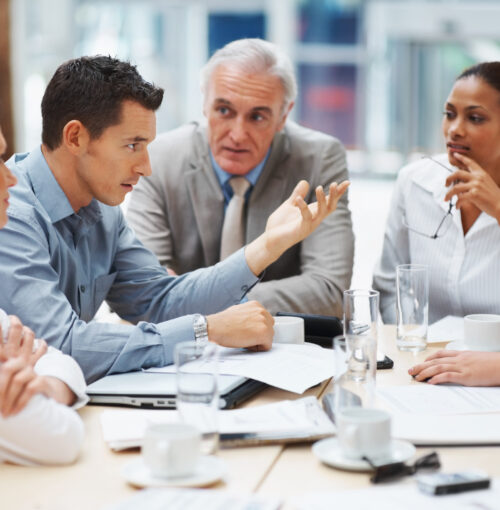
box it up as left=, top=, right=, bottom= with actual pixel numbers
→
left=127, top=38, right=354, bottom=316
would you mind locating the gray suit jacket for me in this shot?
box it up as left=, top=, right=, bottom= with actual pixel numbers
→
left=127, top=121, right=354, bottom=316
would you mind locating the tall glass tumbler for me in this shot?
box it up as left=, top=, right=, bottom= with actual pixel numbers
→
left=333, top=334, right=377, bottom=413
left=175, top=341, right=219, bottom=455
left=343, top=289, right=380, bottom=341
left=396, top=264, right=429, bottom=352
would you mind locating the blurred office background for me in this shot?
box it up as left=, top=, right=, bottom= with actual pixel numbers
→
left=2, top=0, right=500, bottom=286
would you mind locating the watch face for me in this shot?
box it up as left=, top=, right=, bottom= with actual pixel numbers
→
left=194, top=314, right=209, bottom=345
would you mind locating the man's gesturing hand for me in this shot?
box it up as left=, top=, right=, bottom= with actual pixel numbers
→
left=245, top=180, right=349, bottom=276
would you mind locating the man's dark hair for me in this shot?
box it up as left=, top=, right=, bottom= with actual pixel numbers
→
left=457, top=61, right=500, bottom=95
left=41, top=55, right=164, bottom=150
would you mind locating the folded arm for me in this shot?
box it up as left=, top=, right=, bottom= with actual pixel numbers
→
left=0, top=394, right=84, bottom=465
left=0, top=317, right=85, bottom=465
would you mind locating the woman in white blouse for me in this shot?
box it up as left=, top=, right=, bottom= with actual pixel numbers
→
left=373, top=62, right=500, bottom=386
left=0, top=127, right=87, bottom=464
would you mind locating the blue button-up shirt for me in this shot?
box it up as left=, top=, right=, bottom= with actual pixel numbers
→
left=0, top=147, right=258, bottom=382
left=210, top=149, right=270, bottom=210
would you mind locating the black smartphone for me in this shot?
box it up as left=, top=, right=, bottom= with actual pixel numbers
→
left=377, top=354, right=394, bottom=370
left=417, top=471, right=491, bottom=495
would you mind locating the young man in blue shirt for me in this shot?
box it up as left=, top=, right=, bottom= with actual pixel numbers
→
left=0, top=56, right=348, bottom=382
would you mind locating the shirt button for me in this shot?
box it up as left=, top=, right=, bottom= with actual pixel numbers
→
left=80, top=285, right=86, bottom=293
left=241, top=285, right=248, bottom=292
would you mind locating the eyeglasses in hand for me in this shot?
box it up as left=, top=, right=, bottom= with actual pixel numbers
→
left=363, top=451, right=441, bottom=484
left=403, top=156, right=457, bottom=239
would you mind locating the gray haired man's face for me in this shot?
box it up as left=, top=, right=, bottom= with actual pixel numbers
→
left=203, top=64, right=292, bottom=176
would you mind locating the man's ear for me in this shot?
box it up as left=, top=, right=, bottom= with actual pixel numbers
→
left=277, top=101, right=294, bottom=131
left=61, top=120, right=90, bottom=155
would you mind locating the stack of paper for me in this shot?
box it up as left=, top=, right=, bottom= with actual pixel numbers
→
left=297, top=480, right=499, bottom=510
left=378, top=385, right=500, bottom=445
left=101, top=396, right=335, bottom=450
left=145, top=343, right=335, bottom=394
left=379, top=385, right=500, bottom=415
left=108, top=488, right=281, bottom=510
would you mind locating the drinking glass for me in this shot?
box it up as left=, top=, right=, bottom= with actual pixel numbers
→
left=396, top=264, right=429, bottom=352
left=174, top=341, right=219, bottom=455
left=333, top=334, right=377, bottom=413
left=343, top=289, right=380, bottom=341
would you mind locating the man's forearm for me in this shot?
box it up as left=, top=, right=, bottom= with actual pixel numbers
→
left=244, top=232, right=279, bottom=276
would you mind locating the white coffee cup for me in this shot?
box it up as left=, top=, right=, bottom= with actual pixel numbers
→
left=273, top=316, right=305, bottom=344
left=336, top=408, right=391, bottom=460
left=142, top=423, right=201, bottom=478
left=0, top=308, right=9, bottom=342
left=464, top=314, right=500, bottom=351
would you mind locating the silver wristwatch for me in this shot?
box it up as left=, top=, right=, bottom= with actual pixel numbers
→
left=193, top=314, right=209, bottom=346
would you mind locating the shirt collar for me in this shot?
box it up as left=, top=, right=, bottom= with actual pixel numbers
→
left=24, top=146, right=102, bottom=226
left=410, top=154, right=457, bottom=202
left=210, top=148, right=271, bottom=190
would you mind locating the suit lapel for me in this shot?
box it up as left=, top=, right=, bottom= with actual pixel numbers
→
left=185, top=125, right=225, bottom=265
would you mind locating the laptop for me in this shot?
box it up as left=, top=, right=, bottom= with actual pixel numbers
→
left=86, top=371, right=267, bottom=409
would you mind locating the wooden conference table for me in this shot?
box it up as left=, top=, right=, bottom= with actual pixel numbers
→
left=2, top=326, right=500, bottom=510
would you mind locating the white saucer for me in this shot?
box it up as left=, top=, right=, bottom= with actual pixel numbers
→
left=122, top=455, right=226, bottom=488
left=446, top=341, right=500, bottom=352
left=445, top=340, right=468, bottom=351
left=312, top=438, right=416, bottom=472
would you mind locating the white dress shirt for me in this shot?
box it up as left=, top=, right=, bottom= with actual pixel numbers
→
left=0, top=313, right=88, bottom=465
left=373, top=155, right=500, bottom=324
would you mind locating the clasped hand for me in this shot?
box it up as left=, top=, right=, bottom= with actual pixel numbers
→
left=0, top=316, right=75, bottom=416
left=0, top=316, right=48, bottom=416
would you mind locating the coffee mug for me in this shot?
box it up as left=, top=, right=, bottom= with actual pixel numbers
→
left=464, top=314, right=500, bottom=351
left=336, top=408, right=391, bottom=460
left=273, top=316, right=305, bottom=344
left=0, top=309, right=9, bottom=343
left=142, top=423, right=201, bottom=478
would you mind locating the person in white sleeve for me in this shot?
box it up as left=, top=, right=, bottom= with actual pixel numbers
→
left=0, top=126, right=87, bottom=465
left=372, top=61, right=500, bottom=386
left=373, top=61, right=500, bottom=325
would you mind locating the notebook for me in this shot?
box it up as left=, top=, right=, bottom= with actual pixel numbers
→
left=100, top=396, right=335, bottom=450
left=86, top=371, right=267, bottom=410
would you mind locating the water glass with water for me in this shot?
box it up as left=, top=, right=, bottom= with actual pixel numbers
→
left=343, top=289, right=379, bottom=341
left=174, top=341, right=219, bottom=455
left=333, top=334, right=377, bottom=413
left=396, top=264, right=429, bottom=352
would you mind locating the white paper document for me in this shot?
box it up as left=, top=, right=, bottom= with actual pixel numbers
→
left=391, top=412, right=500, bottom=445
left=378, top=384, right=500, bottom=415
left=297, top=480, right=500, bottom=510
left=145, top=343, right=335, bottom=394
left=108, top=488, right=281, bottom=510
left=378, top=384, right=500, bottom=445
left=100, top=396, right=335, bottom=450
left=428, top=315, right=464, bottom=343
